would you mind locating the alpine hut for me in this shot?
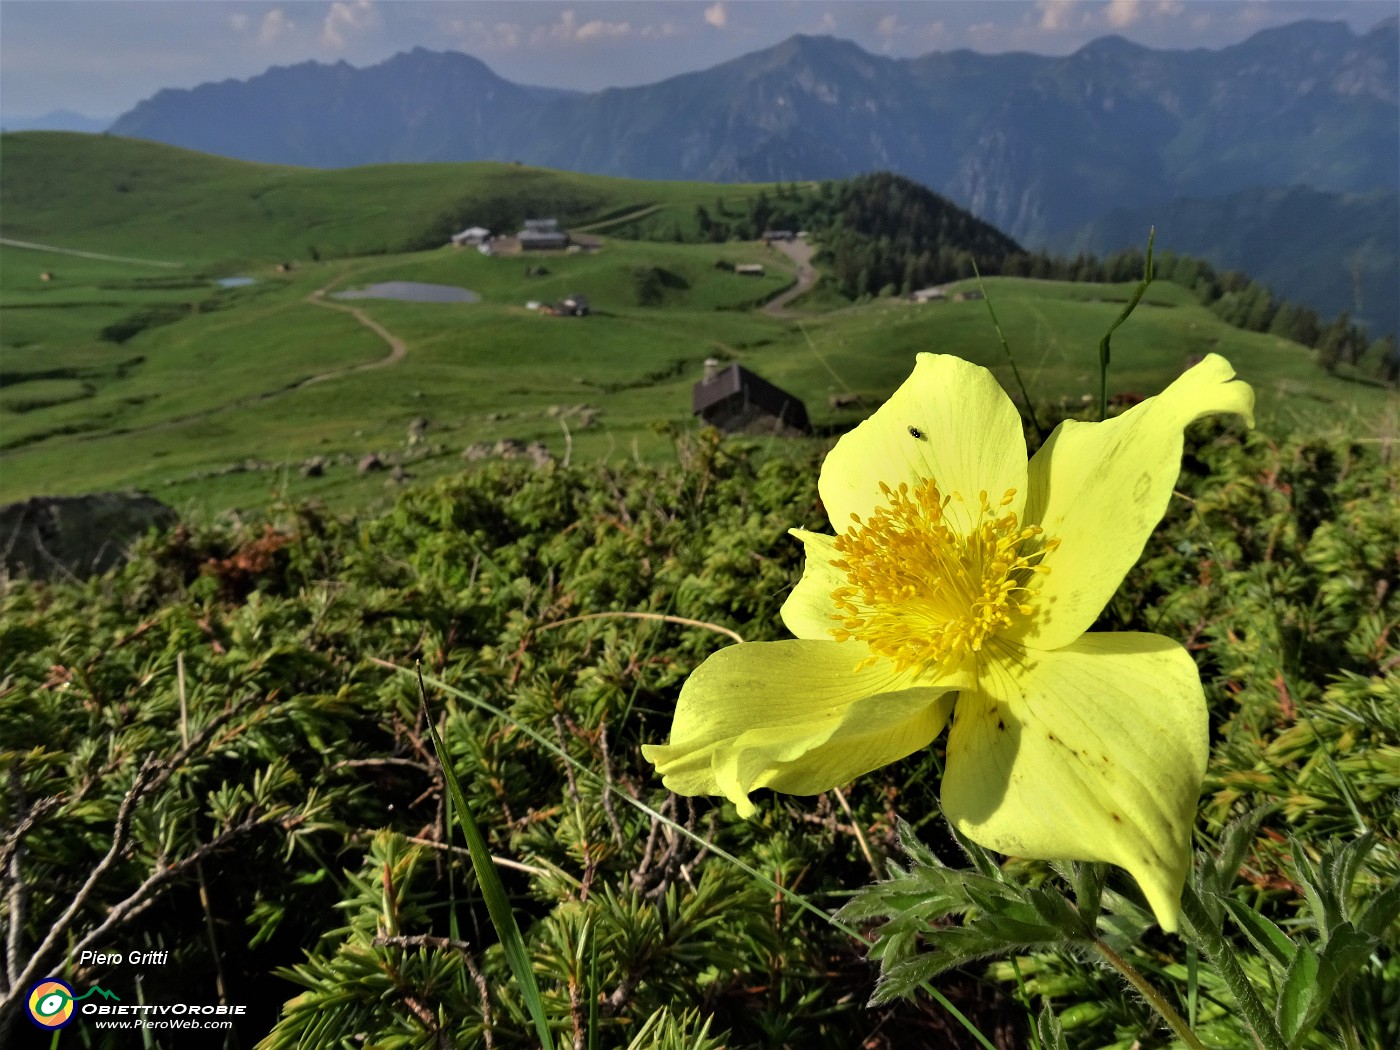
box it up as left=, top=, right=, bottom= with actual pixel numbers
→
left=692, top=358, right=810, bottom=437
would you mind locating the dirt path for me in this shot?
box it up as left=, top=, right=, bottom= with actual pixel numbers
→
left=14, top=272, right=413, bottom=448
left=763, top=238, right=819, bottom=317
left=572, top=204, right=663, bottom=234
left=0, top=237, right=183, bottom=268
left=302, top=286, right=407, bottom=383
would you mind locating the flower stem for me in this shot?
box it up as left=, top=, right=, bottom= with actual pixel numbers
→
left=1093, top=940, right=1209, bottom=1050
left=969, top=258, right=1046, bottom=442
left=1181, top=886, right=1291, bottom=1050
left=1095, top=227, right=1156, bottom=420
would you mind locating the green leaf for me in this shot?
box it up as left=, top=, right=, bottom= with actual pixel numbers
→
left=1096, top=885, right=1156, bottom=942
left=1070, top=862, right=1106, bottom=929
left=1328, top=831, right=1376, bottom=912
left=1273, top=928, right=1367, bottom=1050
left=1357, top=880, right=1400, bottom=939
left=1037, top=999, right=1070, bottom=1050
left=871, top=955, right=948, bottom=1005
left=1275, top=944, right=1321, bottom=1047
left=1220, top=897, right=1298, bottom=970
left=1209, top=809, right=1268, bottom=897
left=895, top=816, right=942, bottom=870
left=1027, top=887, right=1091, bottom=939
left=949, top=822, right=1004, bottom=880
left=1287, top=844, right=1334, bottom=940
left=1318, top=923, right=1378, bottom=986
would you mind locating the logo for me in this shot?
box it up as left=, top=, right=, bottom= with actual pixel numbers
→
left=26, top=979, right=120, bottom=1029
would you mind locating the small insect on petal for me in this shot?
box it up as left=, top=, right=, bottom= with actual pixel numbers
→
left=907, top=425, right=925, bottom=439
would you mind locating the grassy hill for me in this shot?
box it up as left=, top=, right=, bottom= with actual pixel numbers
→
left=1, top=133, right=1395, bottom=518
left=0, top=131, right=789, bottom=264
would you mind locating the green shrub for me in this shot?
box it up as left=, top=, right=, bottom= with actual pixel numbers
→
left=1, top=425, right=1395, bottom=1048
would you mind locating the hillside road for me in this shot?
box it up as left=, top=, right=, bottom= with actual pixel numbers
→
left=763, top=237, right=818, bottom=317
left=303, top=287, right=407, bottom=383
left=0, top=237, right=183, bottom=268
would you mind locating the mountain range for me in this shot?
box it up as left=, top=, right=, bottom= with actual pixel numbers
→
left=0, top=109, right=113, bottom=134
left=1063, top=185, right=1399, bottom=342
left=55, top=18, right=1400, bottom=335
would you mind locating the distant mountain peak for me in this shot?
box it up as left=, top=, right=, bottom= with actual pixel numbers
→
left=0, top=109, right=113, bottom=133
left=719, top=32, right=879, bottom=74
left=1073, top=34, right=1150, bottom=57
left=388, top=47, right=492, bottom=69
left=780, top=33, right=868, bottom=53
left=1230, top=18, right=1357, bottom=51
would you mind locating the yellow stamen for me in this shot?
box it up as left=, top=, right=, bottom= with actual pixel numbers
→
left=829, top=478, right=1058, bottom=673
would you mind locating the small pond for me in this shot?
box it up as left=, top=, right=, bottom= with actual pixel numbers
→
left=332, top=282, right=479, bottom=303
left=216, top=276, right=256, bottom=288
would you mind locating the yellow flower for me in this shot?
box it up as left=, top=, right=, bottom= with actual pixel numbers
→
left=643, top=353, right=1254, bottom=930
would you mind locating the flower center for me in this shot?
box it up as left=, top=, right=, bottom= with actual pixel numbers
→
left=829, top=478, right=1058, bottom=674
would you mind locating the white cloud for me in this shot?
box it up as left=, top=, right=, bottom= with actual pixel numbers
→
left=455, top=19, right=522, bottom=51
left=876, top=15, right=898, bottom=38
left=1036, top=0, right=1079, bottom=32
left=1096, top=0, right=1183, bottom=31
left=1105, top=0, right=1144, bottom=29
left=532, top=10, right=630, bottom=45
left=703, top=3, right=727, bottom=30
left=258, top=8, right=294, bottom=46
left=816, top=11, right=838, bottom=33
left=576, top=18, right=630, bottom=41
left=529, top=9, right=630, bottom=45
left=322, top=0, right=376, bottom=50
left=228, top=12, right=249, bottom=33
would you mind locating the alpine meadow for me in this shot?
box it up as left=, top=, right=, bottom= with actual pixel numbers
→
left=1, top=9, right=1397, bottom=1050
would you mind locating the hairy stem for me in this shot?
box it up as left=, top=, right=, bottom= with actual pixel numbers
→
left=1093, top=940, right=1208, bottom=1050
left=1181, top=886, right=1290, bottom=1050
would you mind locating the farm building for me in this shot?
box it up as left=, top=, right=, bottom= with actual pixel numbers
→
left=692, top=359, right=810, bottom=437
left=533, top=294, right=590, bottom=317
left=451, top=226, right=491, bottom=247
left=734, top=263, right=766, bottom=276
left=912, top=287, right=947, bottom=303
left=519, top=218, right=570, bottom=251
left=762, top=230, right=796, bottom=242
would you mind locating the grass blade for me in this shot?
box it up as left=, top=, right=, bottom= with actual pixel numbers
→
left=417, top=665, right=556, bottom=1050
left=971, top=258, right=1045, bottom=443
left=1097, top=227, right=1156, bottom=419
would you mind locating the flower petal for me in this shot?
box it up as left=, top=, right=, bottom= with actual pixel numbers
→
left=1007, top=353, right=1254, bottom=651
left=779, top=528, right=844, bottom=640
left=941, top=634, right=1208, bottom=930
left=819, top=353, right=1028, bottom=537
left=643, top=640, right=971, bottom=816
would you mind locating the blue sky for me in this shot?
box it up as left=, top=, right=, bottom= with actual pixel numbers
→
left=2, top=1, right=1395, bottom=118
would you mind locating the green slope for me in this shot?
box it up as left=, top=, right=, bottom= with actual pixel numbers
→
left=2, top=134, right=1394, bottom=517
left=0, top=132, right=789, bottom=265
